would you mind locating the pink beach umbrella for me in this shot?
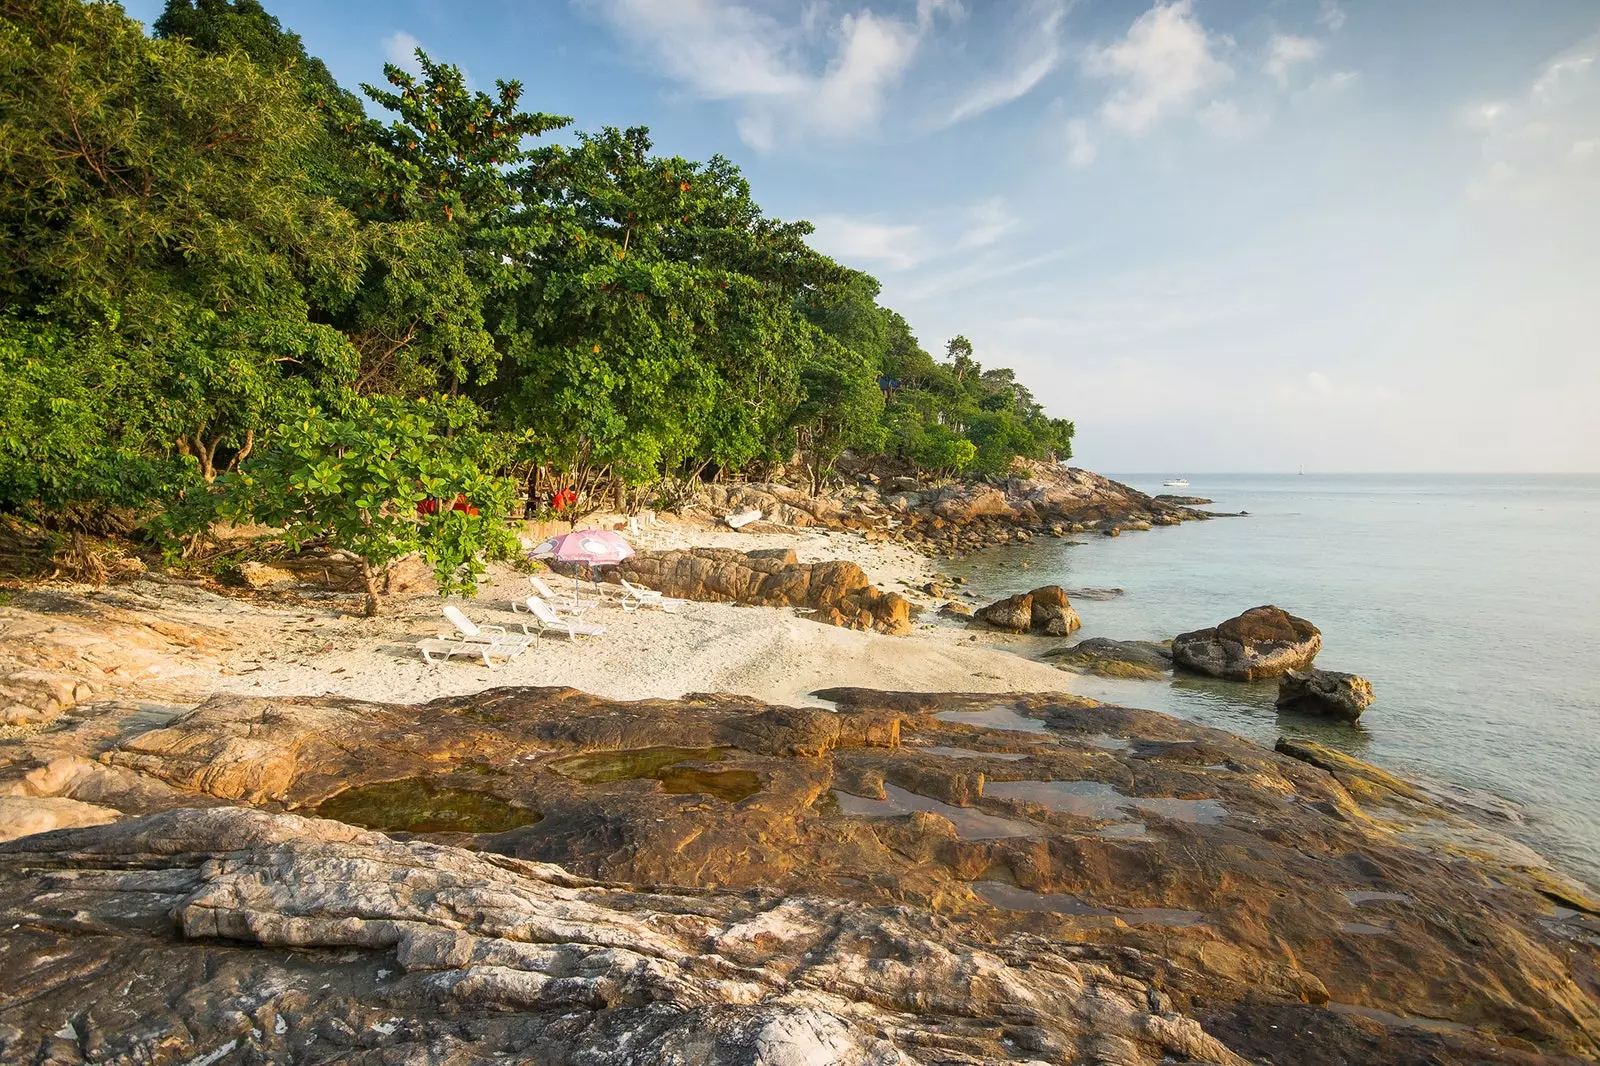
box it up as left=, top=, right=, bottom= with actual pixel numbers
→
left=529, top=529, right=635, bottom=603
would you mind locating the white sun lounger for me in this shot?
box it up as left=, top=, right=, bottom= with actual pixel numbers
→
left=416, top=637, right=521, bottom=670
left=442, top=604, right=536, bottom=647
left=615, top=576, right=686, bottom=613
left=521, top=595, right=606, bottom=641
left=516, top=574, right=593, bottom=616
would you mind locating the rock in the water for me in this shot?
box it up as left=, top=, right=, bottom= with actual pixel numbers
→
left=936, top=601, right=972, bottom=618
left=1043, top=638, right=1173, bottom=680
left=1029, top=585, right=1082, bottom=636
left=613, top=548, right=912, bottom=635
left=975, top=592, right=1033, bottom=631
left=976, top=586, right=1081, bottom=635
left=1172, top=605, right=1322, bottom=681
left=1277, top=669, right=1375, bottom=722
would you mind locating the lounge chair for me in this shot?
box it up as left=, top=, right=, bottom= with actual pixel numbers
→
left=515, top=574, right=593, bottom=616
left=520, top=595, right=606, bottom=641
left=615, top=576, right=686, bottom=613
left=416, top=637, right=520, bottom=670
left=442, top=605, right=536, bottom=648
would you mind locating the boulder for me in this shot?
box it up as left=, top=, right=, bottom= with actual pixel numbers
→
left=975, top=592, right=1033, bottom=632
left=383, top=554, right=437, bottom=596
left=975, top=586, right=1081, bottom=635
left=931, top=487, right=1014, bottom=523
left=1043, top=638, right=1173, bottom=680
left=1028, top=585, right=1082, bottom=637
left=613, top=548, right=913, bottom=635
left=1172, top=605, right=1322, bottom=681
left=1276, top=669, right=1375, bottom=723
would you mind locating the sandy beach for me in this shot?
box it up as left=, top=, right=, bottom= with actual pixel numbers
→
left=108, top=520, right=1075, bottom=714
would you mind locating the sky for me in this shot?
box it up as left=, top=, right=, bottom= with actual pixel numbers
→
left=122, top=0, right=1600, bottom=472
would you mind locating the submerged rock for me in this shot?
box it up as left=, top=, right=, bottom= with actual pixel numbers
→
left=1043, top=637, right=1173, bottom=680
left=1173, top=605, right=1322, bottom=681
left=1277, top=669, right=1376, bottom=722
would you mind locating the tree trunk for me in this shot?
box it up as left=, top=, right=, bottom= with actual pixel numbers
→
left=360, top=559, right=381, bottom=617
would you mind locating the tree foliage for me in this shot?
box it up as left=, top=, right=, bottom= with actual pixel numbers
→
left=0, top=0, right=1076, bottom=594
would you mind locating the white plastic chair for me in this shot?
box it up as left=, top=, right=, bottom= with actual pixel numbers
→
left=416, top=637, right=519, bottom=670
left=521, top=596, right=606, bottom=641
left=442, top=605, right=536, bottom=649
left=516, top=574, right=592, bottom=616
left=616, top=577, right=686, bottom=613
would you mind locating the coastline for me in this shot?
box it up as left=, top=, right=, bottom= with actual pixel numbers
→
left=3, top=496, right=1600, bottom=1061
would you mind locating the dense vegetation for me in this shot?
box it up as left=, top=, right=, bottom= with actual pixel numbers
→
left=0, top=0, right=1073, bottom=600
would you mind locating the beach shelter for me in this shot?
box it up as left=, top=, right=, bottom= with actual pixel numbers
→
left=528, top=529, right=636, bottom=603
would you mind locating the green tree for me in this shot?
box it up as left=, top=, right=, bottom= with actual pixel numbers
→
left=198, top=398, right=517, bottom=614
left=793, top=342, right=885, bottom=495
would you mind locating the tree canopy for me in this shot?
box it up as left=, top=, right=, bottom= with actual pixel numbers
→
left=0, top=0, right=1074, bottom=578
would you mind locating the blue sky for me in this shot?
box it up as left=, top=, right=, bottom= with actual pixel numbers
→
left=123, top=0, right=1600, bottom=471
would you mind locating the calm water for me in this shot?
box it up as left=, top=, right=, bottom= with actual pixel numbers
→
left=942, top=474, right=1600, bottom=888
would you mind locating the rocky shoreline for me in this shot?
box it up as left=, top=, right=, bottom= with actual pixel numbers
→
left=1, top=471, right=1598, bottom=1065
left=2, top=684, right=1598, bottom=1063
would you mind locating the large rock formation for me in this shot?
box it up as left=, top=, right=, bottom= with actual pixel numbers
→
left=3, top=685, right=1598, bottom=1063
left=1278, top=669, right=1376, bottom=723
left=612, top=547, right=913, bottom=635
left=1173, top=605, right=1323, bottom=681
left=975, top=586, right=1082, bottom=636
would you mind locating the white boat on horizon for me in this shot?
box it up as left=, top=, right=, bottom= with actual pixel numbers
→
left=1163, top=477, right=1190, bottom=487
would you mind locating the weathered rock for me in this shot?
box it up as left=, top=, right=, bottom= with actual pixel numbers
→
left=1277, top=669, right=1376, bottom=723
left=1173, top=605, right=1323, bottom=681
left=975, top=592, right=1033, bottom=631
left=936, top=601, right=972, bottom=618
left=976, top=587, right=1081, bottom=635
left=1043, top=638, right=1173, bottom=680
left=1029, top=585, right=1082, bottom=637
left=221, top=560, right=297, bottom=590
left=1156, top=494, right=1214, bottom=505
left=930, top=486, right=1015, bottom=523
left=613, top=548, right=913, bottom=635
left=0, top=794, right=118, bottom=841
left=3, top=685, right=1599, bottom=1063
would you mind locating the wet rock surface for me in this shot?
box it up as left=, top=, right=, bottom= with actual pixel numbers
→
left=612, top=547, right=914, bottom=635
left=2, top=684, right=1597, bottom=1063
left=1278, top=668, right=1377, bottom=722
left=1042, top=638, right=1174, bottom=680
left=1173, top=605, right=1324, bottom=681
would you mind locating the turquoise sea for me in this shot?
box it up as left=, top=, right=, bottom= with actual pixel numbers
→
left=941, top=474, right=1600, bottom=889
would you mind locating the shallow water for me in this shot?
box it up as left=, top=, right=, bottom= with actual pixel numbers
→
left=984, top=778, right=1228, bottom=825
left=942, top=474, right=1600, bottom=887
left=313, top=777, right=541, bottom=834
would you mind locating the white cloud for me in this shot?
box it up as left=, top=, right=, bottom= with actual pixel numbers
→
left=1264, top=33, right=1321, bottom=88
left=1298, top=69, right=1358, bottom=98
left=1066, top=117, right=1097, bottom=167
left=954, top=198, right=1018, bottom=250
left=1273, top=370, right=1395, bottom=407
left=808, top=216, right=930, bottom=271
left=944, top=2, right=1067, bottom=126
left=585, top=0, right=954, bottom=149
left=1197, top=99, right=1267, bottom=140
left=382, top=31, right=424, bottom=76
left=1317, top=1, right=1346, bottom=32
left=1464, top=34, right=1600, bottom=203
left=1083, top=0, right=1232, bottom=135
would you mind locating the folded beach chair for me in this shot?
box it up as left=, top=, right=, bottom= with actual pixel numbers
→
left=615, top=576, right=686, bottom=613
left=515, top=574, right=593, bottom=616
left=521, top=595, right=607, bottom=641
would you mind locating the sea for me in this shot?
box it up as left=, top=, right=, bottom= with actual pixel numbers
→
left=940, top=474, right=1600, bottom=889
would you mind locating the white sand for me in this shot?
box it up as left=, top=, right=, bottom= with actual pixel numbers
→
left=193, top=524, right=1074, bottom=709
